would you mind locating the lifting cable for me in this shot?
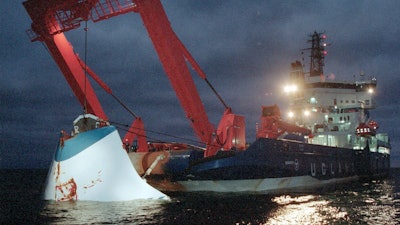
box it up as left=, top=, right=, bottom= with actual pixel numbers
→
left=110, top=120, right=221, bottom=148
left=83, top=20, right=88, bottom=114
left=79, top=20, right=138, bottom=119
left=204, top=78, right=229, bottom=109
left=175, top=34, right=230, bottom=109
left=76, top=54, right=140, bottom=119
left=110, top=93, right=138, bottom=119
left=78, top=21, right=225, bottom=147
left=110, top=120, right=201, bottom=144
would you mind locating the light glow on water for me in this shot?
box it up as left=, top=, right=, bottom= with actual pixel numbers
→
left=265, top=195, right=348, bottom=224
left=24, top=170, right=400, bottom=224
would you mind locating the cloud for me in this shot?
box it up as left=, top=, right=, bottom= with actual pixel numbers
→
left=1, top=0, right=399, bottom=168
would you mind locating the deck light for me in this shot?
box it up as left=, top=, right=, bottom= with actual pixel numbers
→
left=288, top=111, right=294, bottom=118
left=284, top=84, right=298, bottom=93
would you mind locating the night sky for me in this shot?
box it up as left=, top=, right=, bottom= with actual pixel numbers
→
left=1, top=0, right=399, bottom=168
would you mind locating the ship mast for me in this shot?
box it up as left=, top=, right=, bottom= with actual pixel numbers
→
left=308, top=31, right=327, bottom=79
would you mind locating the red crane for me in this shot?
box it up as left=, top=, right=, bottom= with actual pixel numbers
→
left=23, top=0, right=246, bottom=156
left=256, top=105, right=311, bottom=139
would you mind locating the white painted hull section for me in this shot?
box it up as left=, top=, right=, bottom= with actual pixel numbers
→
left=178, top=176, right=359, bottom=193
left=44, top=127, right=169, bottom=201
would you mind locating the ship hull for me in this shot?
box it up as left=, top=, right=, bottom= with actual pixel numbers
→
left=131, top=138, right=390, bottom=193
left=177, top=175, right=359, bottom=193
left=44, top=125, right=169, bottom=201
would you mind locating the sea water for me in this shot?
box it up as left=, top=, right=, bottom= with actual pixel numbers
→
left=1, top=169, right=400, bottom=224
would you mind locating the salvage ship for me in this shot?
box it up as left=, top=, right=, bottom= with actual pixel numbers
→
left=23, top=0, right=390, bottom=199
left=136, top=32, right=391, bottom=193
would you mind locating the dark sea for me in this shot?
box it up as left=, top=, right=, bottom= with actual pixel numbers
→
left=1, top=169, right=400, bottom=225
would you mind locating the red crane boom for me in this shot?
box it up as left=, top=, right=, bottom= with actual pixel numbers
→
left=23, top=0, right=246, bottom=156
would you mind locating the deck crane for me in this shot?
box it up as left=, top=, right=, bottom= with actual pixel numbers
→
left=23, top=0, right=149, bottom=152
left=23, top=0, right=246, bottom=157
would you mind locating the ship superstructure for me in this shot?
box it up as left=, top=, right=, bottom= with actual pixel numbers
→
left=283, top=32, right=390, bottom=173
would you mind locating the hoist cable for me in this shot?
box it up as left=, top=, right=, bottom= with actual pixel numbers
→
left=204, top=78, right=229, bottom=109
left=83, top=20, right=89, bottom=114
left=109, top=120, right=221, bottom=149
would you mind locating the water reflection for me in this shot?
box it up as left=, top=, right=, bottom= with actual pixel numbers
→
left=265, top=195, right=348, bottom=224
left=41, top=199, right=167, bottom=224
left=39, top=174, right=400, bottom=224
left=332, top=179, right=400, bottom=225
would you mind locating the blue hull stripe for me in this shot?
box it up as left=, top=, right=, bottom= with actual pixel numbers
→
left=165, top=138, right=391, bottom=181
left=55, top=126, right=116, bottom=162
